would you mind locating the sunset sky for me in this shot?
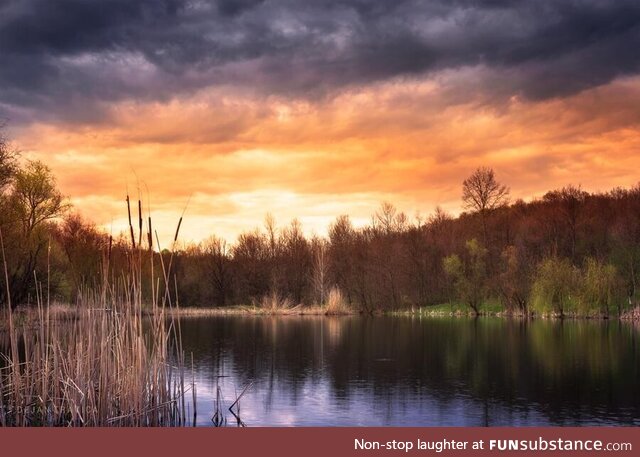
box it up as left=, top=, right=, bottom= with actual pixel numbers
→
left=1, top=0, right=640, bottom=244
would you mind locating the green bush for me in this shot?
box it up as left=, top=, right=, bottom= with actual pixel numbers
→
left=578, top=258, right=620, bottom=317
left=443, top=239, right=487, bottom=314
left=530, top=257, right=579, bottom=316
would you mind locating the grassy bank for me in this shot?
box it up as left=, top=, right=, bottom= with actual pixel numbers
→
left=153, top=301, right=640, bottom=319
left=4, top=295, right=640, bottom=326
left=412, top=302, right=505, bottom=317
left=394, top=302, right=640, bottom=319
left=4, top=301, right=639, bottom=321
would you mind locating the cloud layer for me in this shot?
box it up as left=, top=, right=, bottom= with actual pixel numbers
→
left=2, top=0, right=640, bottom=121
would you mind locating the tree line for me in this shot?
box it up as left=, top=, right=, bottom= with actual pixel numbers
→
left=162, top=168, right=640, bottom=317
left=1, top=130, right=639, bottom=316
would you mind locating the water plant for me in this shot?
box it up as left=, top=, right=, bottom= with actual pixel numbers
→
left=0, top=196, right=193, bottom=426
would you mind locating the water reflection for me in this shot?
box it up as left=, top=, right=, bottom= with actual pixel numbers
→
left=179, top=316, right=640, bottom=426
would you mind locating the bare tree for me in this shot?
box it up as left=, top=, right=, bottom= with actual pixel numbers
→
left=264, top=213, right=278, bottom=258
left=232, top=229, right=269, bottom=303
left=429, top=206, right=452, bottom=228
left=280, top=219, right=310, bottom=304
left=462, top=167, right=509, bottom=243
left=328, top=215, right=355, bottom=305
left=311, top=236, right=329, bottom=305
left=374, top=201, right=408, bottom=233
left=203, top=235, right=233, bottom=307
left=543, top=185, right=587, bottom=260
left=375, top=201, right=397, bottom=233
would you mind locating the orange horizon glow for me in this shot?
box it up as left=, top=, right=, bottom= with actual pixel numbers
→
left=7, top=73, right=640, bottom=246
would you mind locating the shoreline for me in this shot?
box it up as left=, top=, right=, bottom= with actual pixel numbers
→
left=2, top=303, right=639, bottom=325
left=155, top=304, right=640, bottom=321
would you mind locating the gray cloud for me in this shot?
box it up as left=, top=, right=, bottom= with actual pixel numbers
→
left=1, top=0, right=639, bottom=123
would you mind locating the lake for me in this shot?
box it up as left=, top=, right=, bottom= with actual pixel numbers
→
left=179, top=315, right=640, bottom=426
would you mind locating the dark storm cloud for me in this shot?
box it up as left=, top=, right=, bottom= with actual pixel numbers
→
left=1, top=0, right=639, bottom=122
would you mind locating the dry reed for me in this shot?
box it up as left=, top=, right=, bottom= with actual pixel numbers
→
left=0, top=197, right=193, bottom=426
left=324, top=287, right=350, bottom=315
left=258, top=291, right=297, bottom=314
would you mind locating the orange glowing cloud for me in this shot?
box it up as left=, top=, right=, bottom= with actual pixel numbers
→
left=9, top=72, right=640, bottom=244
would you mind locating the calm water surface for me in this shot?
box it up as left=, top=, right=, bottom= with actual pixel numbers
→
left=180, top=316, right=640, bottom=427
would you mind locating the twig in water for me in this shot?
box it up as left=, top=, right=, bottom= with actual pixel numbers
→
left=228, top=381, right=253, bottom=415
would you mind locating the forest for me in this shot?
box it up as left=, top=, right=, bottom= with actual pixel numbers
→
left=1, top=129, right=639, bottom=318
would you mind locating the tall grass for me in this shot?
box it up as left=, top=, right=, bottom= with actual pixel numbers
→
left=258, top=291, right=296, bottom=314
left=0, top=197, right=192, bottom=426
left=324, top=287, right=350, bottom=315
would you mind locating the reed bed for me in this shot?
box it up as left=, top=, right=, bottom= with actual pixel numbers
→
left=161, top=287, right=355, bottom=317
left=164, top=305, right=357, bottom=317
left=244, top=287, right=352, bottom=316
left=0, top=292, right=189, bottom=426
left=257, top=291, right=298, bottom=315
left=0, top=195, right=193, bottom=426
left=323, top=287, right=351, bottom=315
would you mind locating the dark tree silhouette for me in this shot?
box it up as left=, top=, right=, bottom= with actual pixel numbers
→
left=462, top=167, right=510, bottom=244
left=0, top=125, right=18, bottom=193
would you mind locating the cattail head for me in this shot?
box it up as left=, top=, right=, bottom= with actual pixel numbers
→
left=174, top=217, right=183, bottom=243
left=126, top=194, right=136, bottom=249
left=147, top=217, right=153, bottom=251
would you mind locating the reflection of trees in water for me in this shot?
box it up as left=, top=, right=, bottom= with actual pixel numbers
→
left=526, top=320, right=640, bottom=423
left=178, top=316, right=640, bottom=425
